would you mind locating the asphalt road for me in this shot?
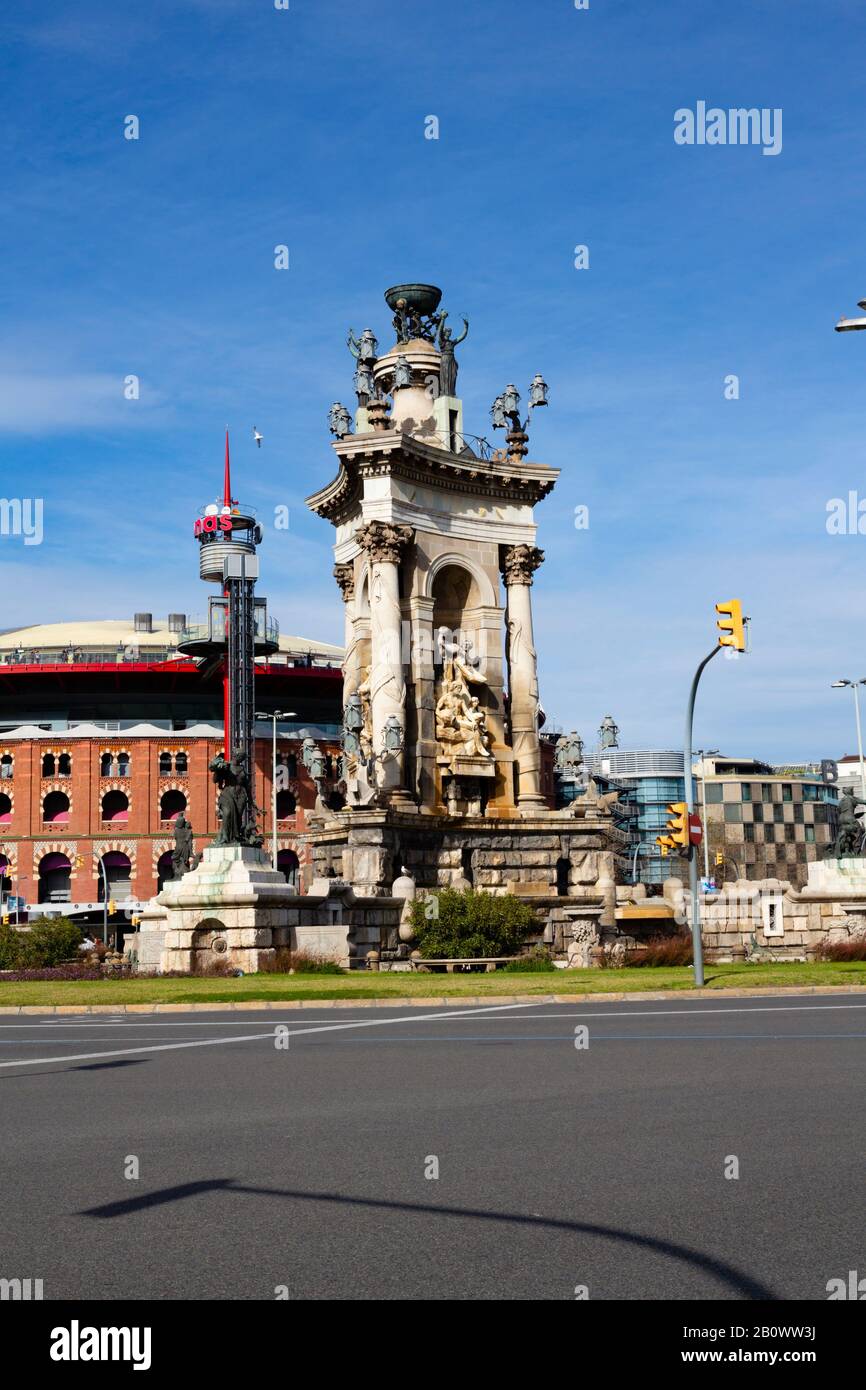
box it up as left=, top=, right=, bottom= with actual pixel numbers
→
left=1, top=995, right=863, bottom=1301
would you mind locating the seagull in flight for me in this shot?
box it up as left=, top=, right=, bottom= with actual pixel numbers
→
left=253, top=426, right=263, bottom=448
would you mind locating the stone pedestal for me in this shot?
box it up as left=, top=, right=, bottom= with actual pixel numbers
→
left=137, top=845, right=299, bottom=974
left=800, top=857, right=866, bottom=896
left=128, top=846, right=406, bottom=973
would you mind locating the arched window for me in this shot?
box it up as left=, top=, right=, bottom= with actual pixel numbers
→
left=57, top=753, right=71, bottom=777
left=158, top=751, right=172, bottom=775
left=99, top=851, right=132, bottom=901
left=156, top=850, right=174, bottom=893
left=0, top=794, right=11, bottom=825
left=0, top=855, right=10, bottom=894
left=175, top=752, right=188, bottom=774
left=42, top=790, right=70, bottom=823
left=41, top=752, right=56, bottom=777
left=276, top=789, right=296, bottom=820
left=277, top=849, right=299, bottom=888
left=117, top=752, right=130, bottom=777
left=285, top=753, right=297, bottom=779
left=39, top=852, right=71, bottom=903
left=101, top=790, right=129, bottom=823
left=160, top=789, right=187, bottom=821
left=0, top=754, right=12, bottom=780
left=100, top=752, right=113, bottom=777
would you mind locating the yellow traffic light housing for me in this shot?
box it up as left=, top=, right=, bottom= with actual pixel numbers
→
left=715, top=850, right=724, bottom=866
left=657, top=802, right=690, bottom=857
left=666, top=802, right=690, bottom=849
left=715, top=599, right=746, bottom=652
left=108, top=899, right=117, bottom=915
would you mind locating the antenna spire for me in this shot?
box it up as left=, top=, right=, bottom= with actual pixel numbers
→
left=223, top=427, right=232, bottom=509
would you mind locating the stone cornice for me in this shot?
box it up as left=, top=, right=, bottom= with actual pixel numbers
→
left=306, top=431, right=559, bottom=524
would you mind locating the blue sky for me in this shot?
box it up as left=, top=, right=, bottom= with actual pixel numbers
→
left=2, top=0, right=866, bottom=761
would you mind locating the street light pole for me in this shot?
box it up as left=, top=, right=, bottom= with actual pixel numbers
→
left=684, top=648, right=721, bottom=988
left=98, top=857, right=109, bottom=947
left=855, top=685, right=866, bottom=802
left=631, top=840, right=642, bottom=883
left=831, top=680, right=866, bottom=800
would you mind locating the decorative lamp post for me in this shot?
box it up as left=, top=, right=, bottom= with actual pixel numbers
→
left=490, top=375, right=549, bottom=461
left=256, top=709, right=297, bottom=870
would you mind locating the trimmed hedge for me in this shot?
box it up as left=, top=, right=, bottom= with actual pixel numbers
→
left=408, top=887, right=536, bottom=959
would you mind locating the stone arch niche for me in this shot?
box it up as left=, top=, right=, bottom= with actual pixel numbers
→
left=416, top=559, right=511, bottom=815
left=190, top=918, right=227, bottom=972
left=192, top=918, right=225, bottom=947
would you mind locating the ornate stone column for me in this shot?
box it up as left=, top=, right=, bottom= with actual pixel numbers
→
left=356, top=521, right=413, bottom=795
left=502, top=544, right=546, bottom=811
left=333, top=564, right=358, bottom=703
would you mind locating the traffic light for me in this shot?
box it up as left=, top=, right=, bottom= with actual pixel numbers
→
left=657, top=802, right=690, bottom=856
left=666, top=802, right=690, bottom=849
left=715, top=599, right=746, bottom=652
left=715, top=850, right=725, bottom=867
left=1, top=913, right=9, bottom=926
left=108, top=899, right=117, bottom=915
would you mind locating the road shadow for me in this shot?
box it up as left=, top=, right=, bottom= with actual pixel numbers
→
left=79, top=1178, right=778, bottom=1299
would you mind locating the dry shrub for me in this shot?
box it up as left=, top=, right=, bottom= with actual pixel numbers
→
left=814, top=937, right=866, bottom=962
left=258, top=948, right=344, bottom=975
left=623, top=934, right=694, bottom=968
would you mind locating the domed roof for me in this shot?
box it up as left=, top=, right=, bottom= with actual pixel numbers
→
left=0, top=616, right=342, bottom=662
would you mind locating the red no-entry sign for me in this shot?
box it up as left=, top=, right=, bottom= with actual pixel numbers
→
left=688, top=814, right=703, bottom=845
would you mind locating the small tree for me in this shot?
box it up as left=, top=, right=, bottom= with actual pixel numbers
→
left=0, top=917, right=83, bottom=970
left=408, top=887, right=535, bottom=959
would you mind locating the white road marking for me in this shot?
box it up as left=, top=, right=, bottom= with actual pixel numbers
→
left=0, top=1001, right=547, bottom=1070
left=2, top=1001, right=865, bottom=1028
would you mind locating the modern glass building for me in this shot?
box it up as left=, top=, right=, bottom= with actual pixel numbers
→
left=582, top=749, right=692, bottom=885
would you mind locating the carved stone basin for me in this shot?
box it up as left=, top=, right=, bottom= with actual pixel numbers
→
left=384, top=283, right=442, bottom=316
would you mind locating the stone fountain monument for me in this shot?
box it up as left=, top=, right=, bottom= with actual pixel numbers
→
left=304, top=282, right=623, bottom=964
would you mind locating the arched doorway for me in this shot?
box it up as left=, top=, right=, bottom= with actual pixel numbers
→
left=99, top=851, right=132, bottom=902
left=277, top=849, right=300, bottom=889
left=0, top=793, right=11, bottom=825
left=0, top=854, right=11, bottom=898
left=39, top=852, right=71, bottom=904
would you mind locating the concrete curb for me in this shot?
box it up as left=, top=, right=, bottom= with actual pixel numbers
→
left=0, top=983, right=862, bottom=1015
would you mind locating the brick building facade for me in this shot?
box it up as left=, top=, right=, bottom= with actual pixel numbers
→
left=0, top=728, right=341, bottom=916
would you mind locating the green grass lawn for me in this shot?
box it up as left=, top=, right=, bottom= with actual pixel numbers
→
left=0, top=960, right=864, bottom=1006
